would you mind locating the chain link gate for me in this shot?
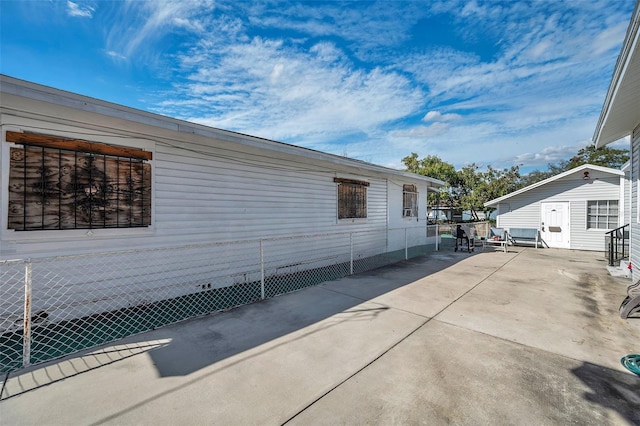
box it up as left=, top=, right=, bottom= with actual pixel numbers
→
left=1, top=226, right=438, bottom=373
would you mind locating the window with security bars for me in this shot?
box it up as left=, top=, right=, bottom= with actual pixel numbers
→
left=334, top=178, right=368, bottom=219
left=7, top=131, right=152, bottom=231
left=403, top=184, right=418, bottom=217
left=587, top=200, right=618, bottom=229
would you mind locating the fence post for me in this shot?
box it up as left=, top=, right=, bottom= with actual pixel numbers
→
left=23, top=259, right=32, bottom=368
left=260, top=240, right=265, bottom=300
left=350, top=233, right=354, bottom=275
left=405, top=228, right=408, bottom=260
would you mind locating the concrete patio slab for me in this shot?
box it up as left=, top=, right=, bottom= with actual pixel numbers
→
left=436, top=249, right=638, bottom=371
left=1, top=247, right=638, bottom=425
left=289, top=320, right=639, bottom=425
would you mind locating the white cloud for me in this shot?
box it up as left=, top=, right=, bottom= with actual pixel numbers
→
left=247, top=1, right=426, bottom=57
left=67, top=1, right=94, bottom=18
left=91, top=0, right=632, bottom=172
left=511, top=144, right=582, bottom=166
left=423, top=111, right=462, bottom=122
left=105, top=50, right=126, bottom=61
left=104, top=0, right=216, bottom=60
left=159, top=36, right=424, bottom=143
left=391, top=123, right=451, bottom=139
left=590, top=20, right=630, bottom=55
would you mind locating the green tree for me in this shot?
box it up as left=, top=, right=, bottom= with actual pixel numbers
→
left=403, top=153, right=522, bottom=221
left=451, top=163, right=480, bottom=218
left=474, top=165, right=522, bottom=218
left=403, top=144, right=628, bottom=221
left=402, top=153, right=457, bottom=183
left=402, top=153, right=458, bottom=209
left=519, top=168, right=555, bottom=187
left=562, top=144, right=629, bottom=170
left=454, top=164, right=522, bottom=220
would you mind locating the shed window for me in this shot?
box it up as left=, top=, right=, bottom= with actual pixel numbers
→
left=7, top=132, right=152, bottom=231
left=587, top=200, right=618, bottom=229
left=334, top=178, right=368, bottom=219
left=403, top=184, right=418, bottom=217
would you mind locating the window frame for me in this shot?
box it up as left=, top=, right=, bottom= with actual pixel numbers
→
left=334, top=177, right=368, bottom=221
left=402, top=184, right=418, bottom=218
left=586, top=199, right=619, bottom=230
left=2, top=127, right=155, bottom=241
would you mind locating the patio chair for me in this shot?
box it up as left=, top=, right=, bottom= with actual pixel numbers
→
left=620, top=281, right=640, bottom=319
left=483, top=227, right=508, bottom=252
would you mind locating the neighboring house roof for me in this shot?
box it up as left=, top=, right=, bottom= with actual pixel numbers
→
left=593, top=0, right=640, bottom=147
left=484, top=164, right=624, bottom=207
left=0, top=74, right=444, bottom=188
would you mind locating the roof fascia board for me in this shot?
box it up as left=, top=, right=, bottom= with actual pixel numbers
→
left=593, top=1, right=640, bottom=146
left=1, top=75, right=443, bottom=187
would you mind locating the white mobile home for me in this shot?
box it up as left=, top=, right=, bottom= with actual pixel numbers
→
left=593, top=0, right=640, bottom=282
left=0, top=75, right=443, bottom=370
left=1, top=75, right=442, bottom=259
left=484, top=164, right=625, bottom=251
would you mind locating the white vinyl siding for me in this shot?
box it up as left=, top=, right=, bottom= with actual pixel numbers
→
left=631, top=126, right=640, bottom=283
left=1, top=108, right=427, bottom=258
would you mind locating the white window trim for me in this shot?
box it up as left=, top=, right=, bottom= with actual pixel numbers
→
left=1, top=124, right=156, bottom=244
left=586, top=199, right=619, bottom=230
left=402, top=184, right=419, bottom=219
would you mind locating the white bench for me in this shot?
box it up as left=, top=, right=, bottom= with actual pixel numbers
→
left=508, top=228, right=540, bottom=248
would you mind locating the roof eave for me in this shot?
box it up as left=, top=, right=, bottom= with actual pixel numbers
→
left=0, top=74, right=444, bottom=188
left=593, top=1, right=640, bottom=147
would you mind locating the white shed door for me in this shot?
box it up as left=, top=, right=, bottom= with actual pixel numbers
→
left=540, top=202, right=570, bottom=248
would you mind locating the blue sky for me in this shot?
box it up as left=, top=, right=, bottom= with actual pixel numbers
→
left=0, top=1, right=634, bottom=174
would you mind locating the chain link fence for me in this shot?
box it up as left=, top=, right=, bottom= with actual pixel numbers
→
left=2, top=226, right=449, bottom=373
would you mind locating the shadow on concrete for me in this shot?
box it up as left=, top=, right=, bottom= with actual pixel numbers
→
left=1, top=339, right=171, bottom=399
left=145, top=252, right=470, bottom=377
left=571, top=361, right=640, bottom=424
left=2, top=248, right=486, bottom=398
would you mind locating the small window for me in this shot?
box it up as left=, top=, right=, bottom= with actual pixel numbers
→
left=7, top=131, right=152, bottom=231
left=587, top=200, right=618, bottom=229
left=403, top=184, right=418, bottom=217
left=334, top=178, right=368, bottom=219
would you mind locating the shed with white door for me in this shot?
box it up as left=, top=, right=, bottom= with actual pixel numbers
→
left=484, top=164, right=626, bottom=251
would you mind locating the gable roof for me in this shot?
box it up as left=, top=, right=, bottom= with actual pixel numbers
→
left=593, top=0, right=640, bottom=147
left=484, top=164, right=624, bottom=207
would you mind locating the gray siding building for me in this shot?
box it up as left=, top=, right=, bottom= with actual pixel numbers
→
left=485, top=164, right=625, bottom=251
